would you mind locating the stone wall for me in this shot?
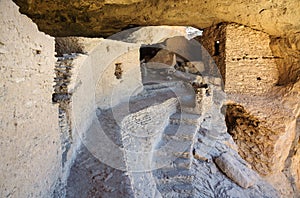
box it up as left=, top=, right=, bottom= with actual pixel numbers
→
left=121, top=98, right=178, bottom=197
left=95, top=45, right=142, bottom=109
left=0, top=1, right=61, bottom=197
left=225, top=103, right=282, bottom=175
left=225, top=24, right=278, bottom=94
left=196, top=23, right=226, bottom=81
left=52, top=38, right=142, bottom=188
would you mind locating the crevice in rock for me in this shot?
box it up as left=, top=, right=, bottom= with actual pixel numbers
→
left=282, top=117, right=300, bottom=197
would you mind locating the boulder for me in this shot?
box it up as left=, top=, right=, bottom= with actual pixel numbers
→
left=214, top=152, right=258, bottom=188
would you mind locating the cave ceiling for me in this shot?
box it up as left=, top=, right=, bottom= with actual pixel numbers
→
left=13, top=0, right=300, bottom=38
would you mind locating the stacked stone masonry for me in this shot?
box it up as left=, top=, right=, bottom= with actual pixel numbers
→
left=199, top=23, right=299, bottom=197
left=225, top=24, right=278, bottom=94
left=199, top=23, right=279, bottom=94
left=225, top=103, right=281, bottom=175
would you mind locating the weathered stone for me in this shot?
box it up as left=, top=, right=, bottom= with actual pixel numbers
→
left=0, top=1, right=60, bottom=197
left=214, top=152, right=258, bottom=188
left=2, top=3, right=299, bottom=197
left=147, top=49, right=176, bottom=68
left=13, top=0, right=300, bottom=39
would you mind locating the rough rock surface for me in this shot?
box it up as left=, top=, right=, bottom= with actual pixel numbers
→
left=13, top=0, right=300, bottom=39
left=214, top=152, right=258, bottom=188
left=270, top=36, right=300, bottom=85
left=2, top=0, right=298, bottom=194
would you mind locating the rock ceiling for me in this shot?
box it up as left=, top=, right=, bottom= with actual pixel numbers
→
left=13, top=0, right=300, bottom=38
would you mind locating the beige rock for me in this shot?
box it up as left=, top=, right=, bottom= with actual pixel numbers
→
left=214, top=152, right=258, bottom=188
left=185, top=61, right=205, bottom=73
left=104, top=0, right=143, bottom=4
left=14, top=0, right=300, bottom=38
left=264, top=172, right=294, bottom=198
left=147, top=49, right=176, bottom=68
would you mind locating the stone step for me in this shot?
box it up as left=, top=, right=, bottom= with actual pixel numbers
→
left=155, top=173, right=194, bottom=185
left=153, top=152, right=193, bottom=171
left=157, top=184, right=194, bottom=198
left=155, top=124, right=197, bottom=160
left=159, top=191, right=193, bottom=198
left=163, top=123, right=199, bottom=141
left=169, top=112, right=202, bottom=126
left=143, top=81, right=180, bottom=92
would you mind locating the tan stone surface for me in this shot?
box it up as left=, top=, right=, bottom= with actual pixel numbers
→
left=270, top=36, right=300, bottom=85
left=147, top=49, right=176, bottom=68
left=13, top=0, right=300, bottom=39
left=225, top=24, right=278, bottom=94
left=264, top=172, right=294, bottom=198
left=0, top=0, right=60, bottom=197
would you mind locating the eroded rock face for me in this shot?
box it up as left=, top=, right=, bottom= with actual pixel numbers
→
left=270, top=36, right=300, bottom=85
left=13, top=0, right=300, bottom=38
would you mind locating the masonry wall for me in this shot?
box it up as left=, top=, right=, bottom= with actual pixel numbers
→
left=196, top=24, right=226, bottom=80
left=70, top=39, right=142, bottom=155
left=95, top=44, right=142, bottom=109
left=0, top=1, right=61, bottom=197
left=53, top=38, right=142, bottom=186
left=225, top=24, right=278, bottom=94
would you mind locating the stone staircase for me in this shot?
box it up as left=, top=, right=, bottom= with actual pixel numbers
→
left=118, top=78, right=203, bottom=198
left=153, top=112, right=201, bottom=198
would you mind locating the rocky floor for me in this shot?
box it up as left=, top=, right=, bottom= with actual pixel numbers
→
left=66, top=65, right=279, bottom=197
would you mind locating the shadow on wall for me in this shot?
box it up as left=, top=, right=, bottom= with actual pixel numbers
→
left=270, top=36, right=300, bottom=86
left=55, top=37, right=86, bottom=57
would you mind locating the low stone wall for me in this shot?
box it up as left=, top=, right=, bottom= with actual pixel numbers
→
left=0, top=1, right=60, bottom=197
